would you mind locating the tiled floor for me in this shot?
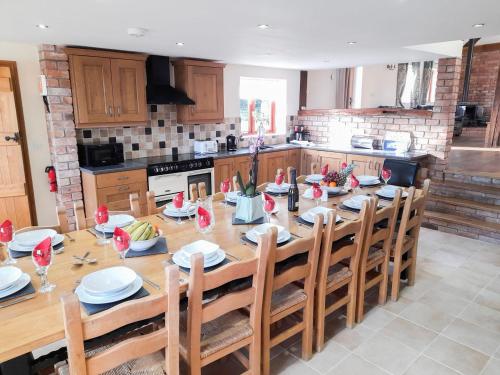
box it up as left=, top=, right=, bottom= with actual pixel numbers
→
left=202, top=227, right=500, bottom=375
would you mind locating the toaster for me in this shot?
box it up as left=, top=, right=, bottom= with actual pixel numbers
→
left=194, top=140, right=218, bottom=154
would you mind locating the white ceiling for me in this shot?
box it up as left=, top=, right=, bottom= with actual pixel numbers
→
left=1, top=0, right=500, bottom=70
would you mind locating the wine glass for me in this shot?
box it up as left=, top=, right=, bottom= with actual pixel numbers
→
left=263, top=195, right=275, bottom=223
left=172, top=193, right=185, bottom=225
left=32, top=241, right=55, bottom=293
left=381, top=168, right=392, bottom=185
left=312, top=184, right=322, bottom=206
left=0, top=221, right=16, bottom=265
left=112, top=230, right=130, bottom=262
left=94, top=208, right=110, bottom=246
left=220, top=179, right=231, bottom=207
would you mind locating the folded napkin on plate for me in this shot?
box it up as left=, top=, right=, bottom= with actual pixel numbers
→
left=0, top=219, right=13, bottom=243
left=263, top=193, right=275, bottom=212
left=113, top=227, right=131, bottom=252
left=33, top=237, right=52, bottom=266
left=197, top=206, right=211, bottom=229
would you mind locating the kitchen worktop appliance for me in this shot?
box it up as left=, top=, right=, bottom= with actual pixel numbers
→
left=194, top=140, right=218, bottom=154
left=226, top=134, right=238, bottom=151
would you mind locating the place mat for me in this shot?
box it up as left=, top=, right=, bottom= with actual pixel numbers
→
left=222, top=200, right=237, bottom=206
left=10, top=241, right=64, bottom=259
left=328, top=190, right=349, bottom=197
left=374, top=193, right=407, bottom=202
left=126, top=237, right=168, bottom=258
left=295, top=216, right=343, bottom=227
left=338, top=203, right=361, bottom=213
left=360, top=183, right=383, bottom=188
left=80, top=287, right=150, bottom=316
left=232, top=214, right=265, bottom=225
left=167, top=257, right=231, bottom=274
left=161, top=213, right=192, bottom=222
left=241, top=234, right=296, bottom=248
left=0, top=282, right=36, bottom=304
left=88, top=228, right=114, bottom=239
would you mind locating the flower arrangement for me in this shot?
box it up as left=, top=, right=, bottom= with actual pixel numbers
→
left=320, top=163, right=355, bottom=187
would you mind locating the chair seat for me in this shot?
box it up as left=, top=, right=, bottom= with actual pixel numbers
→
left=367, top=247, right=385, bottom=265
left=179, top=309, right=253, bottom=359
left=327, top=264, right=352, bottom=286
left=56, top=348, right=166, bottom=375
left=271, top=283, right=307, bottom=316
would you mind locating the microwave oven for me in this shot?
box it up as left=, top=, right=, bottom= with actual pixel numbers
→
left=78, top=143, right=124, bottom=167
left=194, top=140, right=218, bottom=154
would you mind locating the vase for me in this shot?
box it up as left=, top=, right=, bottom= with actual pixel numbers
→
left=235, top=193, right=265, bottom=223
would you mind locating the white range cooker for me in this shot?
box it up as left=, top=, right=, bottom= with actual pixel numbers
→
left=147, top=155, right=214, bottom=206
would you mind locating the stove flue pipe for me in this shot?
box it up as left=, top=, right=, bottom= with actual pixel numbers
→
left=462, top=38, right=481, bottom=102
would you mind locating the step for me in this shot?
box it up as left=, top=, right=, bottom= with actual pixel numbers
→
left=432, top=179, right=500, bottom=195
left=443, top=173, right=500, bottom=187
left=424, top=211, right=500, bottom=232
left=427, top=194, right=500, bottom=214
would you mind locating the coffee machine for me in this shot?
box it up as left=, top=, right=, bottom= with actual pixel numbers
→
left=226, top=134, right=238, bottom=151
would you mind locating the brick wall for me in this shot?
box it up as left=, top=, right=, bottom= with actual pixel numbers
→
left=38, top=45, right=82, bottom=231
left=458, top=45, right=500, bottom=120
left=291, top=58, right=461, bottom=178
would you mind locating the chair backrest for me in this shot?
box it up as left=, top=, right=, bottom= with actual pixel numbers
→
left=61, top=266, right=180, bottom=375
left=74, top=193, right=140, bottom=230
left=263, top=214, right=323, bottom=314
left=362, top=190, right=402, bottom=261
left=16, top=206, right=71, bottom=235
left=381, top=159, right=419, bottom=187
left=318, top=201, right=370, bottom=283
left=395, top=186, right=427, bottom=245
left=186, top=232, right=271, bottom=365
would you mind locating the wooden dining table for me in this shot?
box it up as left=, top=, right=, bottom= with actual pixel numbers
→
left=0, top=184, right=393, bottom=364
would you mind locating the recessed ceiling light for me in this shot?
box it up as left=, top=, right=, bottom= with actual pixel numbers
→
left=472, top=23, right=485, bottom=28
left=176, top=42, right=184, bottom=46
left=36, top=24, right=49, bottom=29
left=257, top=24, right=270, bottom=30
left=347, top=41, right=357, bottom=45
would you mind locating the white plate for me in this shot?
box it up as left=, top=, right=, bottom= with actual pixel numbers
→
left=300, top=206, right=340, bottom=225
left=172, top=249, right=226, bottom=269
left=343, top=195, right=370, bottom=209
left=81, top=266, right=137, bottom=295
left=180, top=240, right=219, bottom=260
left=163, top=208, right=194, bottom=218
left=376, top=189, right=408, bottom=199
left=226, top=191, right=239, bottom=202
left=14, top=229, right=57, bottom=247
left=8, top=233, right=64, bottom=252
left=266, top=183, right=290, bottom=193
left=0, top=273, right=31, bottom=299
left=305, top=174, right=324, bottom=183
left=165, top=201, right=195, bottom=213
left=101, top=214, right=135, bottom=230
left=76, top=276, right=143, bottom=304
left=357, top=175, right=380, bottom=185
left=246, top=224, right=290, bottom=244
left=0, top=266, right=22, bottom=291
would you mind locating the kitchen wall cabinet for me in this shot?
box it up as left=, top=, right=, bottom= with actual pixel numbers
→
left=346, top=154, right=384, bottom=176
left=173, top=59, right=225, bottom=124
left=67, top=48, right=147, bottom=128
left=81, top=169, right=147, bottom=217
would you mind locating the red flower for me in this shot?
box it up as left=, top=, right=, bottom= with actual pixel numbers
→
left=197, top=206, right=211, bottom=229
left=95, top=205, right=109, bottom=225
left=33, top=237, right=52, bottom=267
left=0, top=219, right=13, bottom=243
left=113, top=227, right=131, bottom=252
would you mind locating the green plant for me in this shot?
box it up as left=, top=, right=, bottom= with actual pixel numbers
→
left=236, top=137, right=262, bottom=197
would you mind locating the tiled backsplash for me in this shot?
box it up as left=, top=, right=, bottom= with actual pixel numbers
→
left=76, top=104, right=289, bottom=159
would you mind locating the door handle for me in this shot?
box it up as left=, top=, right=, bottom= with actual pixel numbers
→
left=116, top=106, right=121, bottom=116
left=108, top=106, right=114, bottom=116
left=117, top=186, right=129, bottom=192
left=4, top=132, right=20, bottom=143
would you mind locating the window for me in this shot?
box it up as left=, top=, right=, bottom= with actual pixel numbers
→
left=239, top=77, right=287, bottom=135
left=397, top=61, right=437, bottom=108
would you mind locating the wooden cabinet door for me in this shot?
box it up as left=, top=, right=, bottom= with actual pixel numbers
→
left=96, top=182, right=147, bottom=214
left=110, top=59, right=147, bottom=123
left=233, top=156, right=251, bottom=183
left=265, top=151, right=288, bottom=182
left=214, top=159, right=233, bottom=193
left=369, top=157, right=385, bottom=177
left=301, top=149, right=319, bottom=175
left=318, top=152, right=346, bottom=173
left=346, top=154, right=373, bottom=176
left=287, top=149, right=301, bottom=174
left=71, top=55, right=114, bottom=125
left=188, top=65, right=224, bottom=122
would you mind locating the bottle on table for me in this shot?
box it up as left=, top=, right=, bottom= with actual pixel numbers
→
left=288, top=168, right=299, bottom=212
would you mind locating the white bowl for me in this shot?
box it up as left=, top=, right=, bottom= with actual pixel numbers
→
left=0, top=266, right=22, bottom=291
left=82, top=266, right=137, bottom=295
left=130, top=230, right=162, bottom=252
left=181, top=240, right=220, bottom=260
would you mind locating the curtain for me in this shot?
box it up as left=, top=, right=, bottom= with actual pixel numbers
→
left=396, top=63, right=408, bottom=108
left=334, top=68, right=354, bottom=108
left=410, top=62, right=421, bottom=108
left=420, top=61, right=434, bottom=105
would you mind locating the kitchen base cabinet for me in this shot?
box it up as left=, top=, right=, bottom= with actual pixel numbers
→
left=346, top=154, right=385, bottom=176
left=301, top=149, right=320, bottom=175
left=264, top=151, right=288, bottom=182
left=82, top=169, right=147, bottom=217
left=286, top=149, right=301, bottom=174
left=214, top=158, right=233, bottom=193
left=318, top=151, right=346, bottom=173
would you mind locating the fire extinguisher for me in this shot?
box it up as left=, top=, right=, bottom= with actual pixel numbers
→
left=45, top=166, right=57, bottom=192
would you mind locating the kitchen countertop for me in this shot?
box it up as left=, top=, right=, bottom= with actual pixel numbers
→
left=80, top=143, right=428, bottom=175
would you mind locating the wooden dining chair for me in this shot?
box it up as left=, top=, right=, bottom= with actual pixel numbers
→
left=57, top=265, right=180, bottom=375
left=261, top=215, right=322, bottom=375
left=390, top=180, right=430, bottom=301
left=356, top=190, right=401, bottom=322
left=314, top=203, right=370, bottom=352
left=74, top=193, right=140, bottom=230
left=179, top=230, right=271, bottom=375
left=189, top=182, right=208, bottom=202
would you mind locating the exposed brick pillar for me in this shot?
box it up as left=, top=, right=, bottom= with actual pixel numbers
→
left=425, top=57, right=462, bottom=180
left=38, top=45, right=82, bottom=231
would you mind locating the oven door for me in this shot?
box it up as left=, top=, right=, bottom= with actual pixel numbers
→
left=186, top=168, right=214, bottom=200
left=148, top=173, right=186, bottom=206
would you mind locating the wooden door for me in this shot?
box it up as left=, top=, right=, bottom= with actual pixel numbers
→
left=0, top=65, right=32, bottom=228
left=265, top=151, right=287, bottom=182
left=287, top=149, right=301, bottom=175
left=318, top=151, right=346, bottom=173
left=70, top=55, right=114, bottom=125
left=188, top=65, right=224, bottom=122
left=110, top=59, right=147, bottom=123
left=214, top=159, right=233, bottom=193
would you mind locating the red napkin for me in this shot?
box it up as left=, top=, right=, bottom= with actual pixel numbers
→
left=113, top=227, right=131, bottom=252
left=173, top=192, right=184, bottom=209
left=341, top=162, right=347, bottom=170
left=351, top=174, right=360, bottom=188
left=0, top=219, right=13, bottom=243
left=275, top=172, right=284, bottom=185
left=321, top=164, right=329, bottom=176
left=197, top=206, right=211, bottom=229
left=381, top=168, right=392, bottom=181
left=263, top=193, right=276, bottom=212
left=95, top=205, right=109, bottom=225
left=312, top=183, right=322, bottom=198
left=221, top=178, right=230, bottom=193
left=33, top=237, right=52, bottom=267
